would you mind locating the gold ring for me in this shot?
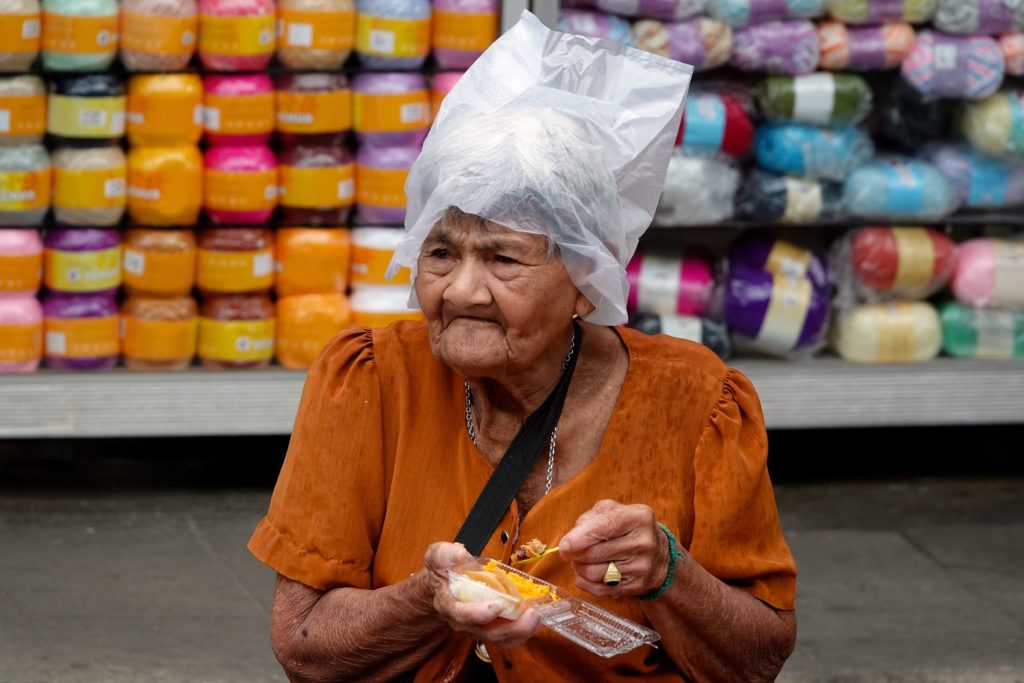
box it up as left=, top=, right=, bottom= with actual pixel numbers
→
left=475, top=641, right=491, bottom=663
left=603, top=561, right=622, bottom=586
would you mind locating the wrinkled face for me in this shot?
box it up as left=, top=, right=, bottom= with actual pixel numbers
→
left=415, top=211, right=593, bottom=378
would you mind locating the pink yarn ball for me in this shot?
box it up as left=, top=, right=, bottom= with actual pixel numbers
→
left=952, top=238, right=1024, bottom=310
left=204, top=145, right=278, bottom=224
left=0, top=295, right=42, bottom=373
left=198, top=0, right=276, bottom=71
left=203, top=74, right=275, bottom=146
left=0, top=229, right=43, bottom=297
left=356, top=144, right=419, bottom=225
left=432, top=71, right=462, bottom=97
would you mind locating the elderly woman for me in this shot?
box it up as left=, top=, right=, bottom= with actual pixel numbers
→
left=249, top=13, right=796, bottom=683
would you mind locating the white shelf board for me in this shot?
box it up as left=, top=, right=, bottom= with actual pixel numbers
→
left=1, top=359, right=1022, bottom=438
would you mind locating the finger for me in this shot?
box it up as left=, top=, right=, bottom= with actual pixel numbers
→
left=572, top=557, right=650, bottom=587
left=424, top=542, right=471, bottom=574
left=561, top=533, right=641, bottom=565
left=574, top=574, right=627, bottom=599
left=559, top=503, right=648, bottom=555
left=446, top=599, right=507, bottom=628
left=483, top=609, right=543, bottom=650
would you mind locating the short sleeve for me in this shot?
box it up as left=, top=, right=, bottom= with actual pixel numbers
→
left=688, top=369, right=797, bottom=611
left=248, top=328, right=387, bottom=591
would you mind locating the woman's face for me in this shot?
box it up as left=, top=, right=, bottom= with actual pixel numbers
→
left=415, top=213, right=593, bottom=378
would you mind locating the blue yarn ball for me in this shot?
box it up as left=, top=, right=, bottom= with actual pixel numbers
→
left=755, top=122, right=874, bottom=181
left=844, top=157, right=960, bottom=220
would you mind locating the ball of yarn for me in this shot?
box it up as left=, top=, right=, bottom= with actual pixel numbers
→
left=734, top=168, right=845, bottom=223
left=276, top=73, right=352, bottom=146
left=817, top=20, right=914, bottom=71
left=119, top=0, right=198, bottom=72
left=0, top=294, right=42, bottom=373
left=197, top=228, right=274, bottom=295
left=52, top=146, right=126, bottom=227
left=951, top=238, right=1024, bottom=310
left=654, top=153, right=739, bottom=226
left=279, top=144, right=354, bottom=226
left=431, top=71, right=462, bottom=119
left=0, top=143, right=49, bottom=226
left=627, top=311, right=732, bottom=358
left=731, top=19, right=819, bottom=75
left=351, top=226, right=407, bottom=285
left=707, top=0, right=824, bottom=27
left=678, top=91, right=753, bottom=157
left=353, top=73, right=430, bottom=147
left=43, top=228, right=121, bottom=295
left=940, top=301, right=1024, bottom=359
left=0, top=75, right=44, bottom=146
left=276, top=292, right=351, bottom=369
left=0, top=0, right=41, bottom=73
left=41, top=0, right=118, bottom=71
left=902, top=31, right=1004, bottom=100
left=759, top=73, right=873, bottom=126
left=127, top=145, right=203, bottom=226
left=828, top=0, right=936, bottom=24
left=42, top=291, right=119, bottom=371
left=594, top=0, right=705, bottom=20
left=198, top=293, right=275, bottom=370
left=1000, top=31, right=1024, bottom=75
left=0, top=228, right=42, bottom=296
left=275, top=227, right=351, bottom=296
left=728, top=233, right=829, bottom=289
left=924, top=143, right=1024, bottom=209
left=198, top=0, right=276, bottom=71
left=204, top=145, right=278, bottom=225
left=121, top=295, right=198, bottom=372
left=203, top=74, right=274, bottom=147
left=122, top=229, right=196, bottom=297
left=355, top=145, right=418, bottom=225
left=833, top=302, right=941, bottom=363
left=127, top=74, right=204, bottom=147
left=557, top=9, right=632, bottom=44
left=935, top=0, right=1024, bottom=35
left=844, top=157, right=960, bottom=220
left=846, top=226, right=957, bottom=300
left=355, top=0, right=431, bottom=69
left=633, top=18, right=733, bottom=72
left=349, top=284, right=423, bottom=327
left=47, top=75, right=126, bottom=145
left=724, top=267, right=830, bottom=357
left=962, top=91, right=1024, bottom=157
left=626, top=249, right=714, bottom=317
left=873, top=78, right=951, bottom=152
left=278, top=0, right=355, bottom=70
left=755, top=122, right=874, bottom=181
left=432, top=0, right=497, bottom=69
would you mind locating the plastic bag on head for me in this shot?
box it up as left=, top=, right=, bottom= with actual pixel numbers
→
left=386, top=10, right=692, bottom=325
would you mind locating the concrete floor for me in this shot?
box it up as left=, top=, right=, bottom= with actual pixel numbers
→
left=1, top=479, right=1023, bottom=682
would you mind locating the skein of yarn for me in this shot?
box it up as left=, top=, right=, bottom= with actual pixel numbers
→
left=557, top=9, right=633, bottom=45
left=873, top=77, right=951, bottom=152
left=832, top=302, right=942, bottom=363
left=119, top=0, right=198, bottom=72
left=934, top=0, right=1024, bottom=35
left=431, top=0, right=497, bottom=69
left=755, top=122, right=874, bottom=181
left=0, top=0, right=41, bottom=73
left=827, top=0, right=936, bottom=24
left=940, top=301, right=1024, bottom=359
left=759, top=73, right=873, bottom=126
left=724, top=267, right=830, bottom=357
left=122, top=229, right=196, bottom=297
left=355, top=145, right=418, bottom=224
left=707, top=0, right=824, bottom=27
left=127, top=145, right=203, bottom=226
left=47, top=74, right=126, bottom=145
left=276, top=73, right=352, bottom=146
left=0, top=143, right=49, bottom=226
left=817, top=20, right=914, bottom=71
left=274, top=227, right=350, bottom=295
left=728, top=234, right=829, bottom=290
left=355, top=0, right=431, bottom=69
left=654, top=153, right=740, bottom=226
left=41, top=0, right=118, bottom=71
left=626, top=249, right=714, bottom=317
left=203, top=145, right=278, bottom=225
left=844, top=157, right=959, bottom=220
left=277, top=0, right=355, bottom=69
left=632, top=18, right=733, bottom=72
left=924, top=143, right=1024, bottom=208
left=951, top=238, right=1024, bottom=310
left=198, top=0, right=276, bottom=71
left=734, top=169, right=845, bottom=223
left=901, top=31, right=1004, bottom=100
left=126, top=74, right=204, bottom=147
left=0, top=228, right=42, bottom=296
left=352, top=72, right=430, bottom=147
left=42, top=291, right=119, bottom=371
left=121, top=295, right=198, bottom=372
left=1000, top=31, right=1024, bottom=75
left=0, top=75, right=45, bottom=146
left=278, top=144, right=354, bottom=226
left=202, top=74, right=275, bottom=147
left=276, top=293, right=351, bottom=369
left=43, top=228, right=121, bottom=295
left=592, top=0, right=706, bottom=20
left=0, top=294, right=42, bottom=373
left=731, top=20, right=819, bottom=75
left=962, top=91, right=1024, bottom=157
left=678, top=91, right=753, bottom=157
left=627, top=311, right=732, bottom=358
left=842, top=226, right=957, bottom=300
left=51, top=146, right=127, bottom=227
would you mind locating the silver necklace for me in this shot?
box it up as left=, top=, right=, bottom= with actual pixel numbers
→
left=464, top=331, right=576, bottom=496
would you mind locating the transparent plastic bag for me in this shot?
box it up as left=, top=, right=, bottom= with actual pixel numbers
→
left=951, top=238, right=1024, bottom=310
left=734, top=169, right=845, bottom=224
left=755, top=122, right=874, bottom=181
left=626, top=248, right=714, bottom=316
left=901, top=31, right=1004, bottom=100
left=654, top=153, right=739, bottom=226
left=843, top=157, right=959, bottom=221
left=758, top=73, right=873, bottom=126
left=923, top=143, right=1024, bottom=209
left=939, top=301, right=1024, bottom=359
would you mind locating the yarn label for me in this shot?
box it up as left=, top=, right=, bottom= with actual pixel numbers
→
left=636, top=255, right=683, bottom=316
left=974, top=310, right=1016, bottom=359
left=356, top=166, right=408, bottom=210
left=127, top=164, right=200, bottom=217
left=198, top=318, right=275, bottom=361
left=197, top=248, right=274, bottom=293
left=123, top=317, right=197, bottom=360
left=432, top=11, right=496, bottom=52
left=279, top=165, right=355, bottom=208
left=53, top=166, right=127, bottom=209
left=875, top=303, right=919, bottom=362
left=882, top=161, right=924, bottom=216
left=204, top=169, right=278, bottom=212
left=351, top=245, right=409, bottom=285
left=0, top=323, right=41, bottom=363
left=278, top=8, right=354, bottom=50
left=203, top=93, right=275, bottom=134
left=765, top=241, right=812, bottom=279
left=659, top=314, right=702, bottom=343
left=993, top=241, right=1024, bottom=307
left=0, top=13, right=41, bottom=53
left=0, top=168, right=51, bottom=212
left=356, top=15, right=429, bottom=58
left=120, top=12, right=197, bottom=56
left=353, top=91, right=430, bottom=133
left=122, top=247, right=195, bottom=295
left=0, top=252, right=42, bottom=292
left=42, top=13, right=118, bottom=54
left=48, top=95, right=126, bottom=137
left=755, top=274, right=811, bottom=356
left=276, top=90, right=352, bottom=133
left=892, top=228, right=935, bottom=294
left=45, top=315, right=119, bottom=358
left=781, top=177, right=822, bottom=223
left=0, top=94, right=46, bottom=137
left=199, top=14, right=276, bottom=56
left=127, top=95, right=202, bottom=141
left=682, top=96, right=725, bottom=151
left=44, top=247, right=122, bottom=292
left=792, top=73, right=836, bottom=125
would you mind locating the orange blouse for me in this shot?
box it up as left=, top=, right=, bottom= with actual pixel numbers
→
left=249, top=321, right=796, bottom=683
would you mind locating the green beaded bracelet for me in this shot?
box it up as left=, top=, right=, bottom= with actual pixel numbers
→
left=637, top=523, right=682, bottom=601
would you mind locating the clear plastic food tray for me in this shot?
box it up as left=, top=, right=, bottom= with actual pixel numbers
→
left=447, top=557, right=661, bottom=658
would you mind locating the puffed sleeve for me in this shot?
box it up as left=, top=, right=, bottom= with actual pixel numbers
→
left=248, top=328, right=387, bottom=591
left=688, top=369, right=797, bottom=611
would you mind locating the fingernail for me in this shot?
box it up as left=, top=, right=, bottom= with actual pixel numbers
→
left=488, top=603, right=503, bottom=614
left=450, top=549, right=464, bottom=563
left=559, top=538, right=572, bottom=552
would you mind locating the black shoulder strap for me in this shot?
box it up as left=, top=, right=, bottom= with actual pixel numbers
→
left=453, top=321, right=582, bottom=556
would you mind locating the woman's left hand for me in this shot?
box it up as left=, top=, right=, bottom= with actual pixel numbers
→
left=557, top=499, right=670, bottom=598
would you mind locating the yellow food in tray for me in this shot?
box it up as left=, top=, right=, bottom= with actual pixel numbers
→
left=484, top=560, right=557, bottom=601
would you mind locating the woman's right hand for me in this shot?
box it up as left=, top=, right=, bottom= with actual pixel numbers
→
left=423, top=541, right=543, bottom=650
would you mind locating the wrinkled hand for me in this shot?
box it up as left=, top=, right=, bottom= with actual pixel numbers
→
left=558, top=499, right=669, bottom=598
left=423, top=542, right=542, bottom=650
